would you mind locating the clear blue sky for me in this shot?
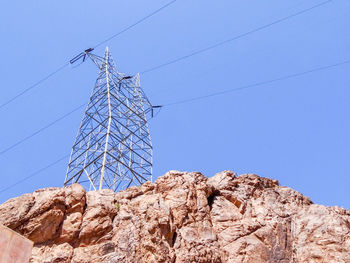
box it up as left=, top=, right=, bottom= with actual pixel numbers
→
left=0, top=0, right=349, bottom=209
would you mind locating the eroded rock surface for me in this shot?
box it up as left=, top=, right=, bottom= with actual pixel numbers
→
left=0, top=171, right=349, bottom=263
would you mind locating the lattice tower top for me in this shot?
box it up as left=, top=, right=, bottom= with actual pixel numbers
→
left=64, top=47, right=153, bottom=192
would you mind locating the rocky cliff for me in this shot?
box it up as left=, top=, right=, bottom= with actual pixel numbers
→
left=0, top=171, right=349, bottom=263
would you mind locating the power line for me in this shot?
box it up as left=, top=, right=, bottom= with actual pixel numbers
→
left=141, top=0, right=333, bottom=74
left=0, top=103, right=86, bottom=156
left=1, top=58, right=349, bottom=193
left=0, top=62, right=69, bottom=110
left=0, top=1, right=178, bottom=111
left=0, top=0, right=331, bottom=110
left=93, top=0, right=177, bottom=49
left=163, top=59, right=350, bottom=106
left=0, top=154, right=69, bottom=195
left=0, top=0, right=341, bottom=193
left=2, top=59, right=349, bottom=158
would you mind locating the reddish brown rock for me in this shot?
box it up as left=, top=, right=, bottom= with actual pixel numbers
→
left=58, top=211, right=83, bottom=243
left=0, top=171, right=349, bottom=263
left=31, top=243, right=73, bottom=263
left=78, top=190, right=118, bottom=246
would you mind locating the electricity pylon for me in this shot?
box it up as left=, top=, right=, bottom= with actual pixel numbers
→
left=64, top=47, right=154, bottom=192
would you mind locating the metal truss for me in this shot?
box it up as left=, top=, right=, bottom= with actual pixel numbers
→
left=64, top=47, right=153, bottom=191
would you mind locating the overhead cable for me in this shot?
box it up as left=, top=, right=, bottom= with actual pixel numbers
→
left=141, top=0, right=333, bottom=74
left=1, top=58, right=349, bottom=193
left=0, top=103, right=86, bottom=156
left=0, top=63, right=69, bottom=110
left=163, top=59, right=350, bottom=106
left=1, top=58, right=349, bottom=163
left=93, top=0, right=177, bottom=49
left=0, top=0, right=178, bottom=110
left=0, top=154, right=69, bottom=195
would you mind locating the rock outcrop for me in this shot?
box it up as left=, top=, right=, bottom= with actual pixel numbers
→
left=0, top=171, right=349, bottom=263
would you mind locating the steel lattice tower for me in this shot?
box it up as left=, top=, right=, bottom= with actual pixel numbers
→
left=64, top=47, right=153, bottom=191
